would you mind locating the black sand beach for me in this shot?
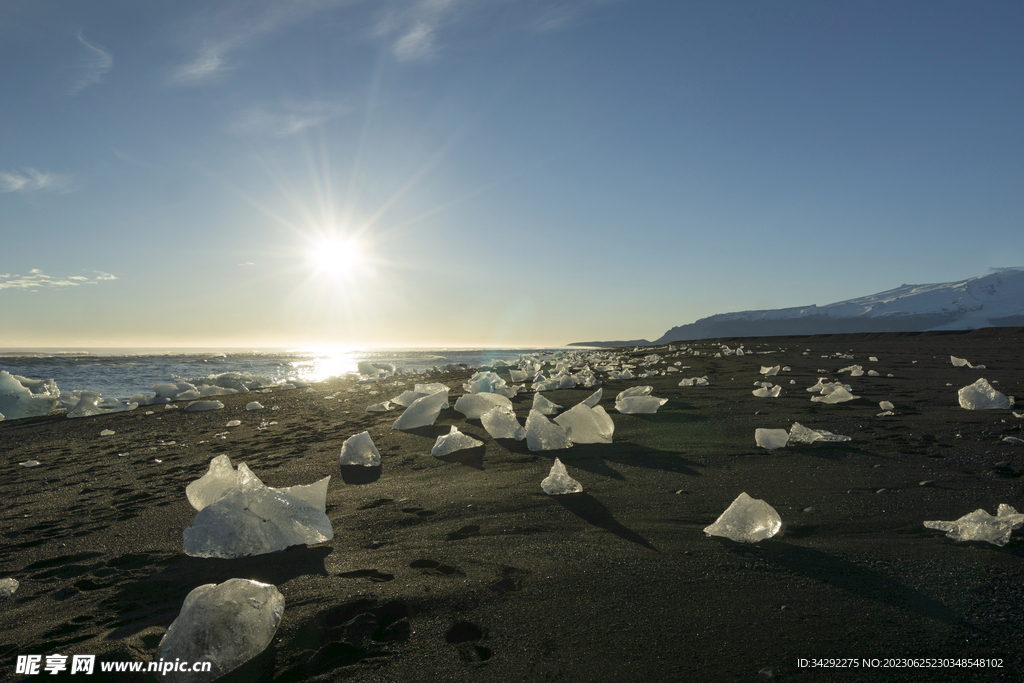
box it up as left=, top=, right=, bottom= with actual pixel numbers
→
left=2, top=330, right=1023, bottom=682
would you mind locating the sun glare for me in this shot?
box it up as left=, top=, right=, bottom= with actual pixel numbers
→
left=306, top=236, right=363, bottom=277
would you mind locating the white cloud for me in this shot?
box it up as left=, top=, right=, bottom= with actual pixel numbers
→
left=169, top=43, right=231, bottom=85
left=70, top=31, right=113, bottom=94
left=393, top=21, right=435, bottom=61
left=0, top=168, right=72, bottom=193
left=230, top=101, right=350, bottom=137
left=0, top=270, right=119, bottom=291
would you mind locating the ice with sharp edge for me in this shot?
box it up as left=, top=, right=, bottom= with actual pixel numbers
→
left=958, top=378, right=1013, bottom=410
left=480, top=406, right=526, bottom=440
left=924, top=504, right=1024, bottom=546
left=183, top=462, right=332, bottom=558
left=554, top=402, right=614, bottom=444
left=615, top=386, right=668, bottom=414
left=525, top=410, right=573, bottom=451
left=392, top=387, right=449, bottom=429
left=704, top=492, right=782, bottom=543
left=454, top=392, right=513, bottom=419
left=431, top=425, right=484, bottom=457
left=788, top=422, right=851, bottom=444
left=532, top=393, right=563, bottom=416
left=157, top=578, right=284, bottom=683
left=541, top=458, right=583, bottom=495
left=0, top=371, right=60, bottom=420
left=339, top=431, right=381, bottom=466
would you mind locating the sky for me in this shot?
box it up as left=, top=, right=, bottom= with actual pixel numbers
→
left=2, top=1, right=1022, bottom=349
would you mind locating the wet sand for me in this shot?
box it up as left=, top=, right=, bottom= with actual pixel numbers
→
left=2, top=329, right=1023, bottom=682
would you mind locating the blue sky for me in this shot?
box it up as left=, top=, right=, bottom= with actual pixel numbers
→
left=2, top=1, right=1021, bottom=349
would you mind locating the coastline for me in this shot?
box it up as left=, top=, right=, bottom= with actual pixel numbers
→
left=2, top=331, right=1023, bottom=681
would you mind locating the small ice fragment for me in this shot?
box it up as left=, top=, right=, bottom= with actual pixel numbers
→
left=184, top=400, right=225, bottom=412
left=760, top=366, right=780, bottom=377
left=525, top=410, right=573, bottom=451
left=431, top=425, right=484, bottom=457
left=811, top=387, right=858, bottom=404
left=958, top=378, right=1012, bottom=410
left=950, top=355, right=972, bottom=368
left=678, top=376, right=709, bottom=387
left=541, top=458, right=582, bottom=495
left=0, top=577, right=18, bottom=598
left=366, top=401, right=393, bottom=412
left=752, top=385, right=781, bottom=398
left=755, top=428, right=789, bottom=450
left=924, top=505, right=1024, bottom=546
left=879, top=401, right=894, bottom=411
left=704, top=492, right=782, bottom=543
left=225, top=420, right=241, bottom=427
left=158, top=578, right=284, bottom=683
left=532, top=393, right=563, bottom=416
left=100, top=429, right=115, bottom=436
left=19, top=460, right=41, bottom=468
left=480, top=406, right=526, bottom=440
left=869, top=356, right=878, bottom=362
left=788, top=422, right=851, bottom=444
left=246, top=401, right=264, bottom=411
left=339, top=431, right=382, bottom=466
left=615, top=386, right=667, bottom=414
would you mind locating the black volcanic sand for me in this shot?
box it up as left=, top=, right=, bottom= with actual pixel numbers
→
left=2, top=330, right=1024, bottom=682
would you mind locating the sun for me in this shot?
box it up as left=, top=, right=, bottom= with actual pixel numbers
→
left=306, top=236, right=363, bottom=277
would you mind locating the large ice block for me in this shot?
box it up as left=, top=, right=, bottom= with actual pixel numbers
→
left=532, top=393, right=563, bottom=416
left=157, top=578, right=284, bottom=683
left=454, top=392, right=512, bottom=419
left=615, top=386, right=667, bottom=414
left=958, top=378, right=1012, bottom=410
left=339, top=431, right=382, bottom=466
left=392, top=388, right=449, bottom=429
left=553, top=403, right=614, bottom=444
left=755, top=428, right=789, bottom=450
left=0, top=371, right=60, bottom=420
left=183, top=464, right=333, bottom=558
left=703, top=492, right=781, bottom=543
left=525, top=410, right=573, bottom=451
left=541, top=458, right=583, bottom=495
left=480, top=406, right=526, bottom=440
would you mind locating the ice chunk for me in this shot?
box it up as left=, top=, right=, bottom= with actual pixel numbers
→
left=463, top=371, right=516, bottom=397
left=480, top=406, right=526, bottom=440
left=0, top=577, right=18, bottom=598
left=273, top=476, right=330, bottom=512
left=704, top=492, right=782, bottom=543
left=185, top=400, right=225, bottom=412
left=811, top=387, right=859, bottom=404
left=226, top=420, right=241, bottom=427
left=950, top=355, right=975, bottom=368
left=366, top=401, right=393, bottom=412
left=19, top=460, right=40, bottom=467
left=391, top=390, right=429, bottom=407
left=760, top=365, right=780, bottom=376
left=0, top=371, right=60, bottom=420
left=581, top=388, right=603, bottom=408
left=788, top=422, right=850, bottom=444
left=392, top=388, right=449, bottom=430
left=186, top=455, right=239, bottom=511
left=541, top=458, right=583, bottom=495
left=100, top=429, right=115, bottom=436
left=183, top=464, right=333, bottom=558
left=755, top=428, right=789, bottom=450
left=158, top=578, right=284, bottom=683
left=339, top=431, right=382, bottom=466
left=246, top=401, right=264, bottom=411
left=415, top=382, right=449, bottom=395
left=67, top=391, right=136, bottom=418
left=554, top=403, right=614, bottom=444
left=958, top=378, right=1012, bottom=410
left=525, top=410, right=573, bottom=451
left=879, top=401, right=894, bottom=411
left=454, top=392, right=512, bottom=419
left=615, top=386, right=667, bottom=414
left=752, top=384, right=781, bottom=398
left=839, top=365, right=864, bottom=377
left=532, top=393, right=563, bottom=416
left=924, top=505, right=1024, bottom=546
left=431, top=425, right=484, bottom=457
left=678, top=376, right=709, bottom=387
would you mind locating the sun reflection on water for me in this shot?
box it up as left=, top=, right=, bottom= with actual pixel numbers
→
left=288, top=349, right=360, bottom=382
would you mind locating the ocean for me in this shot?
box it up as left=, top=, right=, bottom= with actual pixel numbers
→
left=0, top=348, right=564, bottom=401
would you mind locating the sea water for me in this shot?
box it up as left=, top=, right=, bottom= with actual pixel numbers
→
left=0, top=348, right=560, bottom=402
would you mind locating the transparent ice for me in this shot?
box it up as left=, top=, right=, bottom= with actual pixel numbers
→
left=0, top=371, right=60, bottom=421
left=703, top=492, right=782, bottom=543
left=788, top=422, right=850, bottom=444
left=339, top=431, right=382, bottom=466
left=392, top=388, right=449, bottom=430
left=454, top=392, right=512, bottom=419
left=532, top=393, right=563, bottom=416
left=541, top=458, right=583, bottom=495
left=615, top=386, right=667, bottom=414
left=525, top=410, right=573, bottom=451
left=480, top=406, right=526, bottom=440
left=924, top=505, right=1024, bottom=546
left=157, top=578, right=284, bottom=683
left=958, top=378, right=1012, bottom=410
left=431, top=425, right=484, bottom=457
left=553, top=403, right=614, bottom=444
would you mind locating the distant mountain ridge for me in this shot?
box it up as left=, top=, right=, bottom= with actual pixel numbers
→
left=570, top=269, right=1024, bottom=347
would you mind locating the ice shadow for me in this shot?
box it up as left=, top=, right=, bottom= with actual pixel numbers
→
left=552, top=492, right=658, bottom=552
left=107, top=546, right=333, bottom=638
left=339, top=464, right=382, bottom=485
left=756, top=540, right=961, bottom=625
left=433, top=444, right=487, bottom=470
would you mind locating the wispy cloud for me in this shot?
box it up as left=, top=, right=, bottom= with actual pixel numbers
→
left=0, top=168, right=72, bottom=193
left=376, top=0, right=460, bottom=62
left=168, top=0, right=358, bottom=86
left=532, top=0, right=618, bottom=32
left=0, top=270, right=118, bottom=291
left=230, top=101, right=350, bottom=137
left=70, top=31, right=113, bottom=94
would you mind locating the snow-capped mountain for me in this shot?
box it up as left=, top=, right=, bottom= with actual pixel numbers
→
left=650, top=269, right=1024, bottom=343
